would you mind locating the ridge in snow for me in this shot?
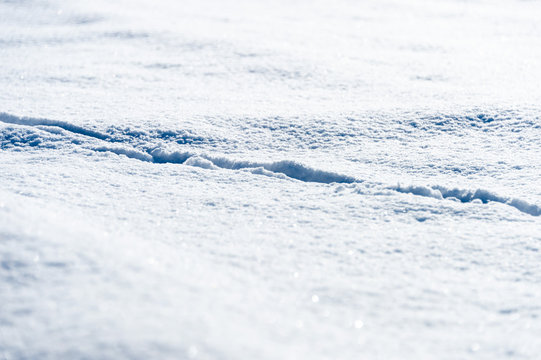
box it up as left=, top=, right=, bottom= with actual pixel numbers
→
left=394, top=184, right=541, bottom=216
left=2, top=112, right=539, bottom=216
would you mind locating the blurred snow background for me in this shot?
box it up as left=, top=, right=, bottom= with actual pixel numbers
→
left=1, top=0, right=540, bottom=359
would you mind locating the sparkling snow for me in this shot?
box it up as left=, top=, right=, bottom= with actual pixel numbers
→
left=1, top=0, right=540, bottom=359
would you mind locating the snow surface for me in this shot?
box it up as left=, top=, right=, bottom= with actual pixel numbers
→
left=1, top=0, right=541, bottom=359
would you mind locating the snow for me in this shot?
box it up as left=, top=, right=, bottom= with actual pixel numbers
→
left=1, top=0, right=541, bottom=359
left=394, top=184, right=541, bottom=216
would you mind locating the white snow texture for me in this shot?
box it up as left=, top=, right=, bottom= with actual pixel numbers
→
left=1, top=0, right=541, bottom=359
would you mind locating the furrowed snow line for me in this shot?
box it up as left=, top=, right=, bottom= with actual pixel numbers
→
left=0, top=112, right=112, bottom=141
left=93, top=146, right=356, bottom=184
left=0, top=113, right=356, bottom=184
left=1, top=112, right=539, bottom=216
left=393, top=184, right=541, bottom=217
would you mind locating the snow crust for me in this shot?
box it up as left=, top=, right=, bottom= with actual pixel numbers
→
left=1, top=0, right=541, bottom=359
